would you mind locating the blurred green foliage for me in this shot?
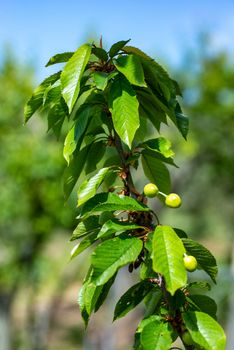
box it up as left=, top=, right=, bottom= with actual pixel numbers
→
left=0, top=52, right=76, bottom=291
left=0, top=50, right=78, bottom=349
left=162, top=39, right=234, bottom=248
left=0, top=35, right=233, bottom=349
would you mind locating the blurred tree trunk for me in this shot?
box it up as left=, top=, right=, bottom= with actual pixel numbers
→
left=26, top=285, right=51, bottom=350
left=0, top=294, right=12, bottom=350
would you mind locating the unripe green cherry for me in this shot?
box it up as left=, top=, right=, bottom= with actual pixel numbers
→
left=183, top=255, right=198, bottom=272
left=165, top=193, right=181, bottom=208
left=143, top=183, right=159, bottom=198
left=182, top=331, right=194, bottom=346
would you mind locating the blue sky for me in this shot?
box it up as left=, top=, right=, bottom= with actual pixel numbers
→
left=1, top=0, right=234, bottom=81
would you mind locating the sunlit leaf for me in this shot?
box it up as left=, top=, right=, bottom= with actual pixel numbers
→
left=109, top=75, right=139, bottom=148
left=152, top=226, right=187, bottom=295
left=61, top=44, right=91, bottom=112
left=91, top=236, right=143, bottom=285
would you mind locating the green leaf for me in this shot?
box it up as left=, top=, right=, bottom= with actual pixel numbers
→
left=174, top=102, right=189, bottom=139
left=183, top=311, right=226, bottom=350
left=74, top=87, right=95, bottom=111
left=114, top=54, right=146, bottom=87
left=45, top=52, right=74, bottom=67
left=123, top=46, right=176, bottom=96
left=109, top=75, right=140, bottom=148
left=64, top=104, right=104, bottom=163
left=43, top=81, right=61, bottom=106
left=24, top=71, right=61, bottom=122
left=98, top=219, right=143, bottom=239
left=78, top=192, right=150, bottom=219
left=136, top=88, right=167, bottom=131
left=122, top=46, right=154, bottom=61
left=127, top=48, right=188, bottom=139
left=141, top=320, right=173, bottom=350
left=141, top=152, right=171, bottom=194
left=109, top=39, right=130, bottom=58
left=47, top=98, right=68, bottom=138
left=171, top=289, right=186, bottom=309
left=61, top=44, right=91, bottom=112
left=144, top=289, right=163, bottom=318
left=139, top=141, right=177, bottom=167
left=187, top=281, right=211, bottom=291
left=137, top=315, right=162, bottom=333
left=114, top=281, right=154, bottom=320
left=63, top=144, right=91, bottom=199
left=85, top=140, right=106, bottom=174
left=78, top=271, right=116, bottom=326
left=141, top=59, right=173, bottom=101
left=182, top=238, right=218, bottom=283
left=92, top=72, right=109, bottom=90
left=152, top=226, right=187, bottom=295
left=90, top=236, right=143, bottom=285
left=63, top=127, right=77, bottom=164
left=92, top=47, right=108, bottom=61
left=140, top=57, right=175, bottom=102
left=140, top=255, right=156, bottom=280
left=188, top=294, right=217, bottom=319
left=70, top=216, right=100, bottom=241
left=70, top=231, right=99, bottom=259
left=139, top=137, right=174, bottom=158
left=77, top=167, right=115, bottom=206
left=173, top=228, right=188, bottom=238
left=78, top=276, right=91, bottom=325
left=94, top=274, right=116, bottom=312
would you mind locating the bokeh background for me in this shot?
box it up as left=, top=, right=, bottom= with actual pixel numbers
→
left=0, top=1, right=234, bottom=349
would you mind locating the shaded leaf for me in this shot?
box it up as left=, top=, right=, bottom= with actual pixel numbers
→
left=114, top=281, right=154, bottom=320
left=85, top=140, right=106, bottom=174
left=70, top=216, right=100, bottom=241
left=94, top=273, right=116, bottom=312
left=141, top=152, right=171, bottom=194
left=24, top=71, right=61, bottom=122
left=109, top=39, right=130, bottom=58
left=174, top=102, right=189, bottom=139
left=78, top=271, right=116, bottom=326
left=70, top=231, right=99, bottom=259
left=182, top=238, right=218, bottom=283
left=92, top=47, right=108, bottom=61
left=43, top=81, right=61, bottom=106
left=187, top=281, right=211, bottom=291
left=140, top=145, right=177, bottom=167
left=144, top=289, right=163, bottom=318
left=136, top=88, right=167, bottom=131
left=63, top=144, right=91, bottom=199
left=47, top=98, right=68, bottom=138
left=188, top=294, right=217, bottom=319
left=63, top=104, right=104, bottom=163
